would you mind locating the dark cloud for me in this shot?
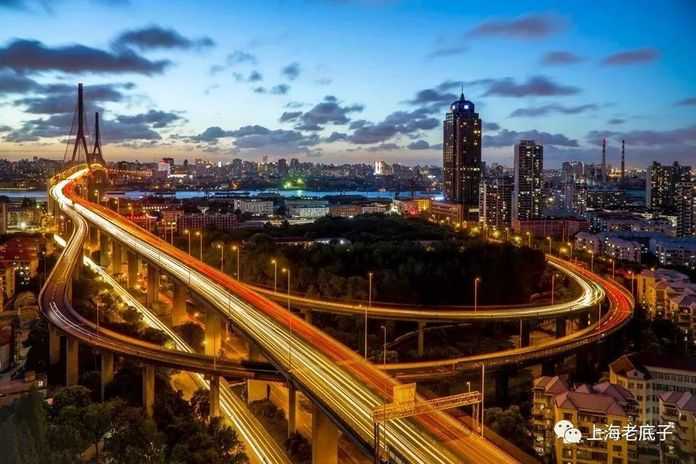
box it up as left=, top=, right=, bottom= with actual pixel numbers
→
left=4, top=111, right=161, bottom=143
left=346, top=108, right=439, bottom=145
left=367, top=143, right=400, bottom=152
left=190, top=126, right=232, bottom=143
left=116, top=109, right=183, bottom=129
left=233, top=70, right=263, bottom=82
left=607, top=118, right=625, bottom=125
left=404, top=88, right=457, bottom=108
left=484, top=122, right=500, bottom=131
left=285, top=101, right=305, bottom=109
left=467, top=14, right=565, bottom=39
left=323, top=131, right=348, bottom=143
left=407, top=139, right=431, bottom=150
left=587, top=126, right=696, bottom=147
left=425, top=45, right=468, bottom=59
left=13, top=82, right=135, bottom=114
left=0, top=125, right=12, bottom=132
left=291, top=96, right=364, bottom=131
left=282, top=62, right=301, bottom=81
left=315, top=77, right=332, bottom=86
left=112, top=25, right=214, bottom=51
left=189, top=124, right=319, bottom=153
left=0, top=39, right=171, bottom=75
left=279, top=111, right=302, bottom=123
left=484, top=129, right=578, bottom=147
left=482, top=76, right=579, bottom=97
left=541, top=51, right=584, bottom=65
left=509, top=103, right=598, bottom=118
left=601, top=48, right=660, bottom=66
left=0, top=70, right=41, bottom=94
left=675, top=97, right=696, bottom=107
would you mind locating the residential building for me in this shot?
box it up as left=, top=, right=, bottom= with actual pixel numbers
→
left=479, top=175, right=513, bottom=228
left=512, top=217, right=587, bottom=240
left=659, top=391, right=696, bottom=463
left=676, top=182, right=696, bottom=237
left=646, top=162, right=691, bottom=214
left=177, top=213, right=238, bottom=233
left=285, top=199, right=330, bottom=219
left=233, top=199, right=274, bottom=217
left=650, top=237, right=696, bottom=270
left=513, top=140, right=543, bottom=221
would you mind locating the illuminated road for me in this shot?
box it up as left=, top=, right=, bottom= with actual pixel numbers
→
left=381, top=257, right=634, bottom=381
left=245, top=258, right=600, bottom=322
left=43, top=170, right=291, bottom=464
left=59, top=167, right=518, bottom=464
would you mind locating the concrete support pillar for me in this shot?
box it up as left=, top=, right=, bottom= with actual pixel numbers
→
left=146, top=264, right=160, bottom=307
left=311, top=403, right=339, bottom=464
left=209, top=375, right=220, bottom=418
left=142, top=365, right=155, bottom=418
left=555, top=317, right=567, bottom=338
left=65, top=337, right=79, bottom=386
left=288, top=383, right=297, bottom=437
left=172, top=283, right=188, bottom=326
left=127, top=252, right=139, bottom=289
left=101, top=351, right=114, bottom=401
left=417, top=321, right=426, bottom=357
left=205, top=310, right=222, bottom=357
left=49, top=324, right=61, bottom=366
left=247, top=379, right=269, bottom=403
left=303, top=309, right=312, bottom=325
left=89, top=224, right=99, bottom=247
left=99, top=231, right=110, bottom=267
left=111, top=240, right=122, bottom=274
left=495, top=369, right=509, bottom=405
left=74, top=245, right=83, bottom=278
left=520, top=320, right=531, bottom=347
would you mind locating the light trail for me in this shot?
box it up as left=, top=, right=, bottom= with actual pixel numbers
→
left=59, top=168, right=518, bottom=463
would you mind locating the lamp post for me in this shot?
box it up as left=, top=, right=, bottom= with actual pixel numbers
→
left=271, top=259, right=278, bottom=291
left=217, top=243, right=224, bottom=271
left=195, top=230, right=203, bottom=261
left=365, top=272, right=373, bottom=359
left=551, top=273, right=557, bottom=305
left=567, top=241, right=573, bottom=259
left=282, top=267, right=292, bottom=366
left=474, top=277, right=481, bottom=312
left=282, top=268, right=291, bottom=311
left=526, top=231, right=532, bottom=248
left=546, top=236, right=552, bottom=255
left=611, top=258, right=616, bottom=280
left=381, top=325, right=387, bottom=365
left=628, top=270, right=635, bottom=295
left=184, top=229, right=191, bottom=255
left=232, top=245, right=240, bottom=280
left=589, top=250, right=594, bottom=273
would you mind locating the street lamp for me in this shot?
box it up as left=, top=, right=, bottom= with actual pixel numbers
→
left=628, top=270, right=635, bottom=295
left=232, top=245, right=240, bottom=280
left=526, top=231, right=532, bottom=248
left=551, top=273, right=558, bottom=305
left=271, top=259, right=278, bottom=291
left=381, top=325, right=387, bottom=365
left=610, top=258, right=616, bottom=280
left=589, top=250, right=594, bottom=273
left=217, top=243, right=224, bottom=271
left=474, top=277, right=481, bottom=312
left=567, top=241, right=573, bottom=259
left=282, top=268, right=291, bottom=311
left=195, top=230, right=203, bottom=261
left=365, top=272, right=373, bottom=359
left=546, top=236, right=552, bottom=255
left=184, top=229, right=191, bottom=255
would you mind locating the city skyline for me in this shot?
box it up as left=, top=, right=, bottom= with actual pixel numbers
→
left=0, top=1, right=695, bottom=168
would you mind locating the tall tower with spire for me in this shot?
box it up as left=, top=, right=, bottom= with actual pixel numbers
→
left=91, top=112, right=106, bottom=166
left=67, top=83, right=90, bottom=166
left=620, top=139, right=625, bottom=182
left=442, top=92, right=482, bottom=220
left=601, top=138, right=607, bottom=184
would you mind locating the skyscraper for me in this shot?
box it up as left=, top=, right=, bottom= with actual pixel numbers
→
left=646, top=161, right=691, bottom=213
left=512, top=140, right=544, bottom=221
left=676, top=181, right=696, bottom=237
left=442, top=93, right=481, bottom=221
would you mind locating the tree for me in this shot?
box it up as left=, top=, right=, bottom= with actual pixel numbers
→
left=190, top=388, right=210, bottom=421
left=484, top=406, right=533, bottom=453
left=176, top=322, right=205, bottom=353
left=104, top=407, right=166, bottom=464
left=81, top=400, right=120, bottom=463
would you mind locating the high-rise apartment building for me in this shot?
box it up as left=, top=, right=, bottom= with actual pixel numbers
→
left=479, top=175, right=513, bottom=228
left=442, top=93, right=481, bottom=221
left=512, top=140, right=544, bottom=221
left=646, top=162, right=691, bottom=213
left=676, top=181, right=696, bottom=237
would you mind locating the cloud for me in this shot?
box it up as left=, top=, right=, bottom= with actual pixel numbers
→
left=323, top=131, right=348, bottom=143
left=482, top=76, right=579, bottom=97
left=601, top=48, right=660, bottom=66
left=367, top=143, right=400, bottom=152
left=484, top=122, right=500, bottom=131
left=233, top=70, right=263, bottom=82
left=270, top=84, right=290, bottom=95
left=675, top=97, right=696, bottom=107
left=484, top=129, right=578, bottom=147
left=407, top=139, right=431, bottom=150
left=587, top=125, right=696, bottom=147
left=0, top=70, right=42, bottom=94
left=405, top=87, right=458, bottom=109
left=116, top=109, right=184, bottom=128
left=290, top=96, right=364, bottom=131
left=279, top=111, right=302, bottom=123
left=188, top=124, right=319, bottom=154
left=509, top=103, right=598, bottom=118
left=282, top=62, right=301, bottom=80
left=112, top=25, right=214, bottom=51
left=0, top=125, right=12, bottom=132
left=346, top=108, right=439, bottom=144
left=13, top=82, right=135, bottom=114
left=426, top=45, right=468, bottom=59
left=315, top=77, right=332, bottom=86
left=226, top=50, right=257, bottom=65
left=607, top=118, right=625, bottom=125
left=467, top=14, right=565, bottom=39
left=541, top=51, right=584, bottom=65
left=0, top=39, right=170, bottom=75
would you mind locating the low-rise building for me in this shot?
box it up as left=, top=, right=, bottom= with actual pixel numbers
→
left=429, top=200, right=464, bottom=225
left=233, top=198, right=274, bottom=217
left=651, top=237, right=696, bottom=270
left=285, top=199, right=329, bottom=219
left=659, top=391, right=696, bottom=464
left=512, top=217, right=588, bottom=240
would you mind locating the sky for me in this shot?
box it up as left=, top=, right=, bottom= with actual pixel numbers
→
left=0, top=0, right=695, bottom=168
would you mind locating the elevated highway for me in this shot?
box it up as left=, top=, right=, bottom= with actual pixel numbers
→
left=58, top=167, right=519, bottom=464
